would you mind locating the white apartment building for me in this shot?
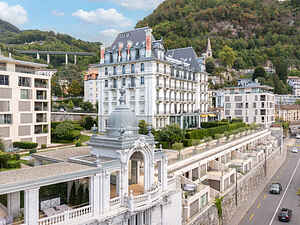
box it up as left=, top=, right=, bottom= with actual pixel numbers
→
left=287, top=76, right=300, bottom=96
left=96, top=27, right=209, bottom=131
left=0, top=55, right=51, bottom=150
left=224, top=81, right=275, bottom=126
left=84, top=67, right=99, bottom=105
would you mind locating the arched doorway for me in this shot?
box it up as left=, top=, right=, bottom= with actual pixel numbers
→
left=128, top=151, right=144, bottom=196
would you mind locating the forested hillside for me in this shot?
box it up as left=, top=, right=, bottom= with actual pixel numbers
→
left=0, top=20, right=100, bottom=68
left=137, top=0, right=300, bottom=69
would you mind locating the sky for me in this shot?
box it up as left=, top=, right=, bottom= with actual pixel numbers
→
left=0, top=0, right=165, bottom=45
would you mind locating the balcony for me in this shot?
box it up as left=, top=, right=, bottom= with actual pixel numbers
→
left=36, top=113, right=47, bottom=123
left=128, top=83, right=136, bottom=89
left=35, top=79, right=48, bottom=88
left=38, top=205, right=92, bottom=225
left=36, top=91, right=47, bottom=100
left=35, top=102, right=48, bottom=111
left=35, top=125, right=48, bottom=134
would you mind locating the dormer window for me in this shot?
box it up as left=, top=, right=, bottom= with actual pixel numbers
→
left=136, top=49, right=140, bottom=60
left=105, top=67, right=108, bottom=75
left=113, top=66, right=117, bottom=75
left=131, top=64, right=135, bottom=73
left=122, top=65, right=126, bottom=74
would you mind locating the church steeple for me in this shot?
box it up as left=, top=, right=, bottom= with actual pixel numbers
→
left=206, top=38, right=212, bottom=58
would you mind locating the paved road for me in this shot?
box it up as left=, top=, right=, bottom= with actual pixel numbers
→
left=239, top=138, right=300, bottom=225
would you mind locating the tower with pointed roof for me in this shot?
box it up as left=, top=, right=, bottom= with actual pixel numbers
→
left=206, top=38, right=212, bottom=58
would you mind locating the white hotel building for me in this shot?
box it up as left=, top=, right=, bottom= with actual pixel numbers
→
left=94, top=27, right=209, bottom=131
left=0, top=55, right=51, bottom=149
left=224, top=80, right=275, bottom=126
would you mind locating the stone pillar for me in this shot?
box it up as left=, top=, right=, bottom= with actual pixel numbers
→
left=67, top=181, right=73, bottom=202
left=65, top=54, right=68, bottom=65
left=74, top=55, right=77, bottom=65
left=24, top=188, right=39, bottom=225
left=116, top=171, right=120, bottom=196
left=36, top=52, right=40, bottom=60
left=162, top=156, right=168, bottom=191
left=102, top=171, right=110, bottom=213
left=7, top=192, right=20, bottom=218
left=47, top=54, right=50, bottom=64
left=90, top=174, right=101, bottom=216
left=121, top=162, right=129, bottom=205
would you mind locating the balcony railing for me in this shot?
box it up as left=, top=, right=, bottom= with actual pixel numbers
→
left=38, top=205, right=92, bottom=225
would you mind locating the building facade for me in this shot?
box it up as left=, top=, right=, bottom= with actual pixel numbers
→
left=0, top=55, right=51, bottom=149
left=96, top=27, right=209, bottom=131
left=224, top=81, right=275, bottom=126
left=275, top=104, right=300, bottom=122
left=84, top=67, right=99, bottom=105
left=275, top=94, right=300, bottom=105
left=287, top=76, right=300, bottom=96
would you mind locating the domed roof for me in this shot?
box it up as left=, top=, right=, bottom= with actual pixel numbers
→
left=106, top=89, right=138, bottom=137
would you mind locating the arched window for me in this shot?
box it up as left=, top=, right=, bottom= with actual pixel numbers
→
left=122, top=65, right=126, bottom=74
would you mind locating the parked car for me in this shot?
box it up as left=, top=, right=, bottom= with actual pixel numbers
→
left=270, top=183, right=282, bottom=194
left=278, top=208, right=292, bottom=222
left=291, top=147, right=298, bottom=153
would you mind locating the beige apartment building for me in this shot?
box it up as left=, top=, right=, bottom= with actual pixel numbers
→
left=276, top=104, right=300, bottom=122
left=0, top=55, right=51, bottom=150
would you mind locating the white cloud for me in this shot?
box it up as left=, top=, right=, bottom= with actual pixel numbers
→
left=72, top=8, right=132, bottom=27
left=89, top=0, right=165, bottom=11
left=52, top=10, right=64, bottom=17
left=99, top=28, right=120, bottom=45
left=0, top=1, right=28, bottom=26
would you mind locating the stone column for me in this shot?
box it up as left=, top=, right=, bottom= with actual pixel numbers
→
left=90, top=174, right=101, bottom=216
left=7, top=192, right=20, bottom=218
left=65, top=54, right=68, bottom=65
left=116, top=171, right=120, bottom=196
left=47, top=54, right=50, bottom=64
left=67, top=181, right=73, bottom=203
left=162, top=156, right=168, bottom=191
left=24, top=188, right=39, bottom=225
left=102, top=171, right=110, bottom=213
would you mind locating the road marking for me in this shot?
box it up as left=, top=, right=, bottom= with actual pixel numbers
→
left=257, top=202, right=261, bottom=209
left=264, top=194, right=267, bottom=199
left=268, top=157, right=300, bottom=225
left=249, top=213, right=254, bottom=221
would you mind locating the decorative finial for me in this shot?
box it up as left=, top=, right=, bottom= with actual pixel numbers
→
left=119, top=88, right=126, bottom=105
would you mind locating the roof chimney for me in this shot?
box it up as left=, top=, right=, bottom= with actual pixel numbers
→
left=145, top=28, right=152, bottom=58
left=100, top=45, right=105, bottom=64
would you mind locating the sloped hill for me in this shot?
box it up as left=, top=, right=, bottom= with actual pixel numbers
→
left=0, top=19, right=20, bottom=33
left=136, top=0, right=300, bottom=69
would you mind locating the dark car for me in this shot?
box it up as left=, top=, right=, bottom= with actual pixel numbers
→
left=270, top=183, right=282, bottom=194
left=278, top=208, right=292, bottom=222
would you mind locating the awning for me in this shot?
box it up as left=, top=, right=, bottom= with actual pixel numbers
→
left=208, top=114, right=216, bottom=117
left=200, top=114, right=208, bottom=118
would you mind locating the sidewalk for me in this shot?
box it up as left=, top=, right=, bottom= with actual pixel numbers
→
left=228, top=138, right=292, bottom=225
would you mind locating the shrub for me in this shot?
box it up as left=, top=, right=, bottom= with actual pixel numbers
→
left=29, top=149, right=37, bottom=154
left=13, top=154, right=20, bottom=160
left=13, top=142, right=38, bottom=149
left=138, top=120, right=149, bottom=135
left=191, top=139, right=202, bottom=146
left=0, top=139, right=4, bottom=151
left=41, top=144, right=47, bottom=149
left=183, top=139, right=193, bottom=147
left=172, top=142, right=184, bottom=150
left=74, top=139, right=82, bottom=147
left=204, top=136, right=213, bottom=142
left=7, top=160, right=21, bottom=169
left=52, top=121, right=81, bottom=141
left=157, top=141, right=169, bottom=149
left=215, top=134, right=224, bottom=139
left=80, top=116, right=95, bottom=130
left=156, top=124, right=186, bottom=147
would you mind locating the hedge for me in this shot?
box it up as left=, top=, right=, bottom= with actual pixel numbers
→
left=183, top=139, right=193, bottom=147
left=7, top=160, right=21, bottom=169
left=201, top=121, right=229, bottom=128
left=13, top=142, right=38, bottom=149
left=187, top=122, right=246, bottom=140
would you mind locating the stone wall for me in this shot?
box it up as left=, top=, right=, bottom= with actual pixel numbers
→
left=51, top=112, right=97, bottom=122
left=188, top=146, right=285, bottom=225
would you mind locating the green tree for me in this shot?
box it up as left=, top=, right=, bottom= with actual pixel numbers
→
left=0, top=139, right=4, bottom=151
left=205, top=58, right=215, bottom=74
left=80, top=101, right=95, bottom=113
left=68, top=80, right=83, bottom=97
left=52, top=121, right=81, bottom=141
left=138, top=120, right=149, bottom=135
left=156, top=124, right=185, bottom=148
left=67, top=100, right=74, bottom=111
left=295, top=99, right=300, bottom=105
left=218, top=45, right=237, bottom=69
left=51, top=76, right=63, bottom=97
left=275, top=59, right=288, bottom=81
left=252, top=66, right=266, bottom=81
left=214, top=196, right=224, bottom=225
left=80, top=116, right=96, bottom=130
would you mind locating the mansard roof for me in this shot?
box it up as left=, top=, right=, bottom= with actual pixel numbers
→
left=166, top=47, right=201, bottom=72
left=107, top=27, right=155, bottom=51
